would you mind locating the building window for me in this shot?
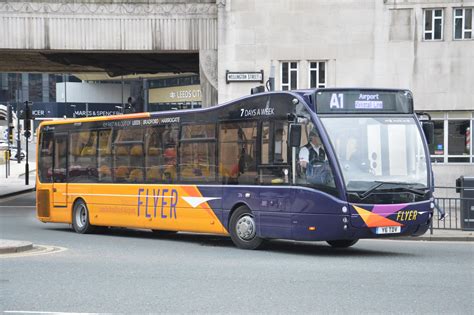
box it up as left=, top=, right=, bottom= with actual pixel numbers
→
left=280, top=62, right=298, bottom=91
left=424, top=8, right=444, bottom=40
left=309, top=61, right=327, bottom=88
left=454, top=8, right=473, bottom=40
left=29, top=73, right=43, bottom=102
left=447, top=120, right=471, bottom=162
left=430, top=120, right=445, bottom=163
left=430, top=114, right=473, bottom=164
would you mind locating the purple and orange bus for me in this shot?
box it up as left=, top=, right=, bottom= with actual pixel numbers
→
left=36, top=88, right=434, bottom=249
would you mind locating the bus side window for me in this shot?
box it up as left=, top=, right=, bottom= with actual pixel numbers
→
left=98, top=129, right=112, bottom=182
left=180, top=124, right=216, bottom=183
left=162, top=125, right=178, bottom=183
left=39, top=131, right=54, bottom=183
left=53, top=134, right=68, bottom=183
left=259, top=120, right=289, bottom=184
left=69, top=131, right=98, bottom=183
left=145, top=126, right=164, bottom=183
left=219, top=121, right=257, bottom=184
left=113, top=127, right=144, bottom=183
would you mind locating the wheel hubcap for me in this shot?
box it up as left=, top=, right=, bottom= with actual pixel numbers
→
left=75, top=204, right=87, bottom=228
left=236, top=215, right=256, bottom=241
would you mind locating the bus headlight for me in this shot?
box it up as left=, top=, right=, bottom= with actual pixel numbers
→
left=342, top=217, right=348, bottom=223
left=342, top=206, right=348, bottom=213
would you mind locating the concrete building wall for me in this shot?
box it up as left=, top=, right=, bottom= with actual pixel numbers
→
left=0, top=0, right=217, bottom=51
left=218, top=0, right=474, bottom=111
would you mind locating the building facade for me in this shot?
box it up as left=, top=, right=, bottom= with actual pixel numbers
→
left=0, top=0, right=472, bottom=189
left=217, top=0, right=473, bottom=190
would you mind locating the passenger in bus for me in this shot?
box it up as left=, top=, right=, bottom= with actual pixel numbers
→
left=299, top=130, right=332, bottom=185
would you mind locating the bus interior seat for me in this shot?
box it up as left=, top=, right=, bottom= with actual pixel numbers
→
left=115, top=146, right=129, bottom=155
left=81, top=146, right=96, bottom=156
left=146, top=166, right=162, bottom=181
left=115, top=166, right=129, bottom=181
left=99, top=165, right=112, bottom=177
left=130, top=145, right=143, bottom=156
left=129, top=169, right=144, bottom=182
left=148, top=147, right=161, bottom=156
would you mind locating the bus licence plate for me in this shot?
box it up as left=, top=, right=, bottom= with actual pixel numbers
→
left=376, top=226, right=401, bottom=234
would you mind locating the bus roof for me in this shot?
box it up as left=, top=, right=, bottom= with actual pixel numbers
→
left=37, top=90, right=304, bottom=128
left=37, top=87, right=413, bottom=130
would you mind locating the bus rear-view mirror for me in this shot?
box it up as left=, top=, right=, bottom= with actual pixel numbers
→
left=289, top=124, right=302, bottom=147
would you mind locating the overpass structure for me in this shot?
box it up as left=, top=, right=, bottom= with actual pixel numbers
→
left=0, top=0, right=221, bottom=106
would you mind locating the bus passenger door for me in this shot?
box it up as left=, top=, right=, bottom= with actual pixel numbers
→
left=257, top=120, right=293, bottom=239
left=52, top=133, right=68, bottom=208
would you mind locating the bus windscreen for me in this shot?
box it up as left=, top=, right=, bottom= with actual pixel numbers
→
left=315, top=89, right=413, bottom=114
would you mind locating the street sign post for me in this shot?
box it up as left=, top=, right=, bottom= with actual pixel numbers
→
left=23, top=101, right=32, bottom=185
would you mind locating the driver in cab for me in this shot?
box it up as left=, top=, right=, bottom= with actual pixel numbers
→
left=299, top=130, right=326, bottom=167
left=299, top=130, right=331, bottom=185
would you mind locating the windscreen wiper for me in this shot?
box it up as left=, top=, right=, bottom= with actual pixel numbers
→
left=357, top=181, right=427, bottom=200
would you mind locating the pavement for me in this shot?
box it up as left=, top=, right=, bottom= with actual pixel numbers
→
left=0, top=239, right=33, bottom=254
left=0, top=158, right=36, bottom=198
left=397, top=228, right=473, bottom=242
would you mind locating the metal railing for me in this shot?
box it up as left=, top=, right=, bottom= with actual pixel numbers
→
left=431, top=186, right=474, bottom=231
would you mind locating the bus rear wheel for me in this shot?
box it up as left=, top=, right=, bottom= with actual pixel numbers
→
left=229, top=206, right=264, bottom=250
left=326, top=239, right=358, bottom=248
left=72, top=200, right=95, bottom=234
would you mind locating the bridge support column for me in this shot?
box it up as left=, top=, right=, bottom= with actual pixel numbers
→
left=200, top=49, right=218, bottom=107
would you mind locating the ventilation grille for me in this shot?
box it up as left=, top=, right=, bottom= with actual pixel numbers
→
left=37, top=189, right=50, bottom=218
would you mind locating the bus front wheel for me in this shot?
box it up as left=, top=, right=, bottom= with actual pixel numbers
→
left=72, top=200, right=95, bottom=234
left=229, top=206, right=264, bottom=250
left=326, top=239, right=358, bottom=248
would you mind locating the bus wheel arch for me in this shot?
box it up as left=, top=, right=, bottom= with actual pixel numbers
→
left=71, top=198, right=95, bottom=234
left=228, top=202, right=249, bottom=227
left=228, top=204, right=264, bottom=250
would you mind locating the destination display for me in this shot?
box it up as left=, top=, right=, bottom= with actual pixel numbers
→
left=315, top=89, right=413, bottom=114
